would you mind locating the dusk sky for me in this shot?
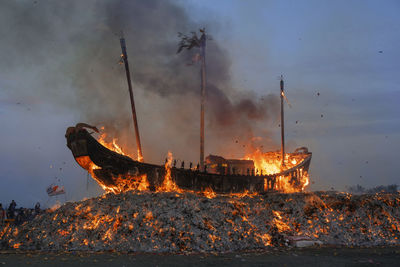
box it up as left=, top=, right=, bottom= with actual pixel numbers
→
left=0, top=0, right=399, bottom=207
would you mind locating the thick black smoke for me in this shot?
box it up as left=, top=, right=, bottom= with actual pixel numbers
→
left=0, top=0, right=279, bottom=163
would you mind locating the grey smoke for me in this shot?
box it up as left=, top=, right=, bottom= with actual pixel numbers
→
left=0, top=0, right=279, bottom=163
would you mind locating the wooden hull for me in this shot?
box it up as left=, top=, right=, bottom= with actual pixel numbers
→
left=66, top=128, right=312, bottom=193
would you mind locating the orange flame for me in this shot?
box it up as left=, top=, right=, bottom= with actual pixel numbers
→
left=230, top=190, right=258, bottom=198
left=157, top=152, right=183, bottom=193
left=83, top=127, right=311, bottom=195
left=75, top=155, right=149, bottom=194
left=97, top=128, right=142, bottom=162
left=203, top=187, right=217, bottom=199
left=245, top=148, right=310, bottom=193
left=272, top=210, right=291, bottom=232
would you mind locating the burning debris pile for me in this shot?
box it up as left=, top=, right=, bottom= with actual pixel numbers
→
left=1, top=191, right=399, bottom=252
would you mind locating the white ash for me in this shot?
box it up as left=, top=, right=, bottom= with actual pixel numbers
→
left=1, top=191, right=399, bottom=252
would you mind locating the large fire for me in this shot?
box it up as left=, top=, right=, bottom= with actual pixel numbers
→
left=245, top=148, right=310, bottom=193
left=79, top=128, right=309, bottom=196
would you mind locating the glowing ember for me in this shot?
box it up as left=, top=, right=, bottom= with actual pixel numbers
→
left=1, top=191, right=399, bottom=252
left=230, top=190, right=258, bottom=198
left=202, top=187, right=217, bottom=199
left=12, top=243, right=21, bottom=249
left=272, top=210, right=291, bottom=232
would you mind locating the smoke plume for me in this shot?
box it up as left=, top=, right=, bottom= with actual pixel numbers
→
left=0, top=0, right=279, bottom=163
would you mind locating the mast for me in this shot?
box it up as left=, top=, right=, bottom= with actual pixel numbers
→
left=199, top=32, right=206, bottom=171
left=280, top=76, right=285, bottom=167
left=176, top=29, right=207, bottom=171
left=120, top=36, right=143, bottom=162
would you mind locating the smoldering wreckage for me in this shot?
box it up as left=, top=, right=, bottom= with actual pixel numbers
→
left=2, top=33, right=399, bottom=253
left=1, top=191, right=399, bottom=252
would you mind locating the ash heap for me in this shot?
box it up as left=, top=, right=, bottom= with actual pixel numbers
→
left=1, top=191, right=399, bottom=252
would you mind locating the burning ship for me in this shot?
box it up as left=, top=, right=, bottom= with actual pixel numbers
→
left=66, top=30, right=311, bottom=194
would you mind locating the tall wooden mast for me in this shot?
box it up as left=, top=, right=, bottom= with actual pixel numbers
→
left=176, top=29, right=207, bottom=171
left=280, top=76, right=285, bottom=167
left=120, top=36, right=143, bottom=162
left=199, top=32, right=207, bottom=171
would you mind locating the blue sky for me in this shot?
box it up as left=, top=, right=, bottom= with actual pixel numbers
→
left=0, top=0, right=399, bottom=207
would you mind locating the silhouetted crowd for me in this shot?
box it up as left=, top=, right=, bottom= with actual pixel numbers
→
left=0, top=201, right=42, bottom=226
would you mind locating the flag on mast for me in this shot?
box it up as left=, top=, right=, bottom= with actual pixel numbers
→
left=177, top=28, right=206, bottom=54
left=177, top=28, right=208, bottom=171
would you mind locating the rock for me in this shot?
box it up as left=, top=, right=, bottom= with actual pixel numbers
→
left=294, top=240, right=323, bottom=248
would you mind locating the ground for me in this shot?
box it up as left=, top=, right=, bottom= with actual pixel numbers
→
left=0, top=247, right=399, bottom=266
